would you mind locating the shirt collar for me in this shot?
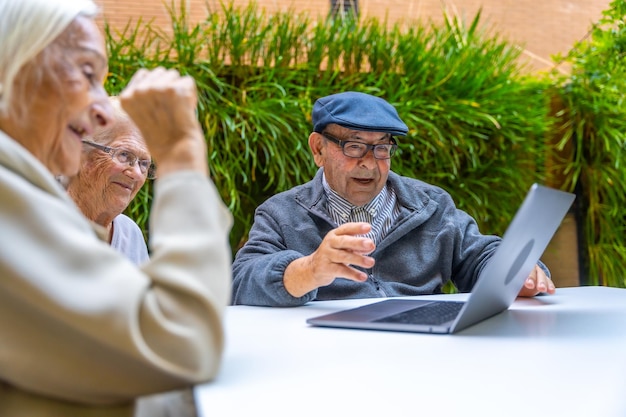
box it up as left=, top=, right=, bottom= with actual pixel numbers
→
left=322, top=172, right=387, bottom=220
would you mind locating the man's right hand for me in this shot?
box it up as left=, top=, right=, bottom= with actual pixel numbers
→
left=283, top=222, right=376, bottom=298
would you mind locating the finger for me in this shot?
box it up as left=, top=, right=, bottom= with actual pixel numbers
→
left=329, top=223, right=375, bottom=253
left=335, top=264, right=369, bottom=283
left=317, top=236, right=374, bottom=269
left=531, top=265, right=544, bottom=291
left=124, top=68, right=149, bottom=86
left=340, top=251, right=375, bottom=270
left=307, top=247, right=372, bottom=288
left=331, top=236, right=375, bottom=255
left=334, top=222, right=372, bottom=236
left=312, top=238, right=374, bottom=277
left=523, top=264, right=539, bottom=289
left=522, top=265, right=555, bottom=295
left=121, top=68, right=181, bottom=97
left=535, top=267, right=556, bottom=294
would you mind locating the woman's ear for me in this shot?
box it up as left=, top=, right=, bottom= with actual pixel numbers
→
left=308, top=132, right=325, bottom=167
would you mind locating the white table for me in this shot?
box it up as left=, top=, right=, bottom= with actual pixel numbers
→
left=195, top=286, right=626, bottom=417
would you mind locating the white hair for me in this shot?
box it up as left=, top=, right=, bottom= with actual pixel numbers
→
left=0, top=0, right=99, bottom=115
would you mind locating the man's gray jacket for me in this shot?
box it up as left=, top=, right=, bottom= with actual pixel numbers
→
left=232, top=169, right=504, bottom=307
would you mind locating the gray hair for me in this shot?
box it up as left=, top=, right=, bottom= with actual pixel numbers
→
left=0, top=0, right=99, bottom=116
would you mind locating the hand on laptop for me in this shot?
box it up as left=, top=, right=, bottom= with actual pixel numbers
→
left=519, top=264, right=556, bottom=297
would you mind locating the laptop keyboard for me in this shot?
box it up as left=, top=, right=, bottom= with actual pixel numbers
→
left=373, top=301, right=465, bottom=326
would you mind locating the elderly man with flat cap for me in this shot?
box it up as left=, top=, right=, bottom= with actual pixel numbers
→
left=231, top=91, right=555, bottom=306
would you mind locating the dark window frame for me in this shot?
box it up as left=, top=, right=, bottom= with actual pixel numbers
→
left=330, top=0, right=359, bottom=18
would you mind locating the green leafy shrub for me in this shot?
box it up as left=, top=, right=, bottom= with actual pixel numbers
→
left=105, top=1, right=552, bottom=253
left=551, top=0, right=626, bottom=287
left=106, top=0, right=626, bottom=288
left=105, top=0, right=626, bottom=287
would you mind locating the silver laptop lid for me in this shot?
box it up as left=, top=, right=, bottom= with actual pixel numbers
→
left=450, top=183, right=576, bottom=332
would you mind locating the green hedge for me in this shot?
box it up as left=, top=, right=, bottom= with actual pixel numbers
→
left=104, top=0, right=626, bottom=287
left=550, top=0, right=626, bottom=287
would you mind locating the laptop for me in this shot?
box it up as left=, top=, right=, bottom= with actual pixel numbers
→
left=306, top=183, right=575, bottom=334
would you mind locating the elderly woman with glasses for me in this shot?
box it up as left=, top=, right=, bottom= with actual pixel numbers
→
left=232, top=91, right=556, bottom=307
left=64, top=97, right=153, bottom=265
left=0, top=0, right=232, bottom=415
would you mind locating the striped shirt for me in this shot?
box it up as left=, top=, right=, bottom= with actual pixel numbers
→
left=322, top=173, right=400, bottom=245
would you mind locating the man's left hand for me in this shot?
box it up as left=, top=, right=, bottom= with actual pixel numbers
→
left=518, top=264, right=556, bottom=297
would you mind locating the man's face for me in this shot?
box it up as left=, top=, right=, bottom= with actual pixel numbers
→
left=309, top=124, right=392, bottom=207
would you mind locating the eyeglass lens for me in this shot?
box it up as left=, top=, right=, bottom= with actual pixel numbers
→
left=323, top=133, right=396, bottom=159
left=113, top=150, right=156, bottom=179
left=114, top=150, right=150, bottom=171
left=343, top=142, right=395, bottom=159
left=115, top=150, right=156, bottom=179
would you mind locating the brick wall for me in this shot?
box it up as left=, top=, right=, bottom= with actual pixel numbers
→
left=94, top=0, right=610, bottom=73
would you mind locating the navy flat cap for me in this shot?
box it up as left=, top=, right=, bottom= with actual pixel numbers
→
left=312, top=91, right=408, bottom=136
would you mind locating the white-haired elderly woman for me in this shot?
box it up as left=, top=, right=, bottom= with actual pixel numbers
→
left=0, top=1, right=232, bottom=416
left=65, top=97, right=152, bottom=265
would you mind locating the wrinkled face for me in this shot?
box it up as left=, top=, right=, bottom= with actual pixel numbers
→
left=308, top=124, right=392, bottom=207
left=6, top=15, right=111, bottom=177
left=69, top=129, right=150, bottom=224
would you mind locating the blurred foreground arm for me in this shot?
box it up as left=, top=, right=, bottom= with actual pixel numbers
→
left=0, top=67, right=233, bottom=412
left=119, top=67, right=209, bottom=176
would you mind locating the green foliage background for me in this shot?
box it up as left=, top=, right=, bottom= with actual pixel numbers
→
left=105, top=1, right=626, bottom=287
left=550, top=0, right=626, bottom=287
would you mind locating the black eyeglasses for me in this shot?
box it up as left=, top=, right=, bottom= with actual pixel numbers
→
left=82, top=140, right=156, bottom=179
left=321, top=132, right=397, bottom=160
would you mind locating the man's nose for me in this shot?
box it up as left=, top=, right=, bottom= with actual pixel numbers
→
left=358, top=148, right=378, bottom=167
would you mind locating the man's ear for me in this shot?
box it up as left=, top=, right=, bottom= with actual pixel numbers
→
left=308, top=132, right=324, bottom=167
